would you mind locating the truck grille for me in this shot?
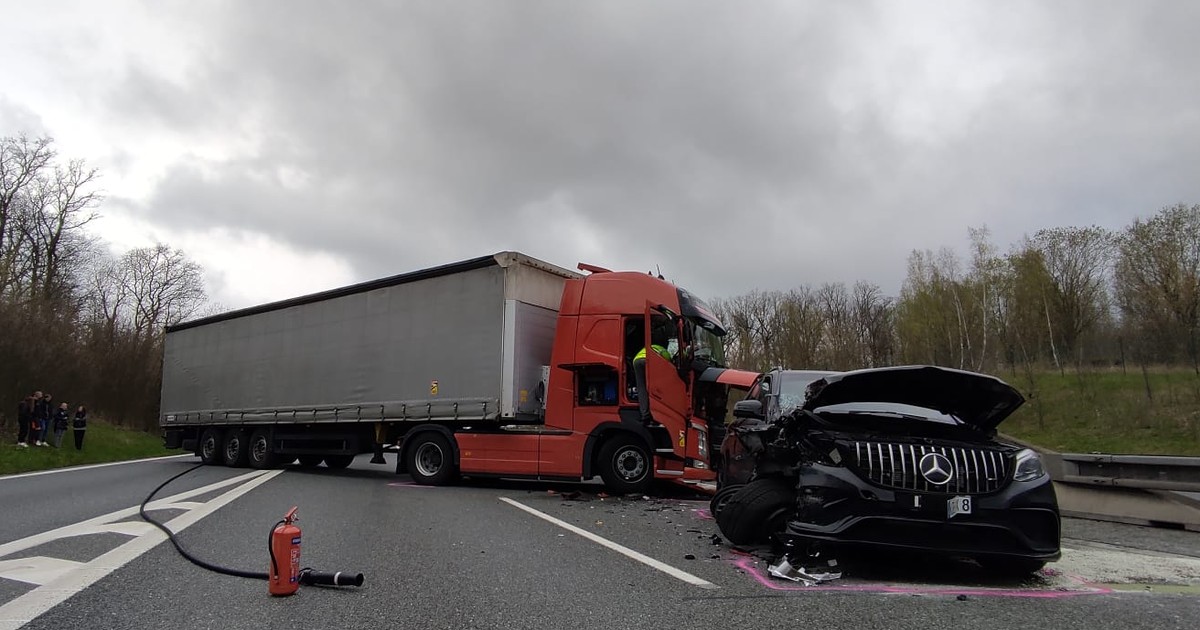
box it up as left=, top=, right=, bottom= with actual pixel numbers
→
left=844, top=441, right=1009, bottom=494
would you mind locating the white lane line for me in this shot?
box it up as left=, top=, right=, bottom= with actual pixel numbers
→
left=0, top=454, right=192, bottom=481
left=0, top=470, right=268, bottom=559
left=498, top=497, right=718, bottom=590
left=0, top=558, right=84, bottom=586
left=0, top=469, right=283, bottom=630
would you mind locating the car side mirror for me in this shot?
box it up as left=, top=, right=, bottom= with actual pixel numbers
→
left=732, top=399, right=764, bottom=419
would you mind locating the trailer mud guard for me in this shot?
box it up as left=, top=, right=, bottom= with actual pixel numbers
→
left=396, top=424, right=461, bottom=475
left=582, top=417, right=655, bottom=480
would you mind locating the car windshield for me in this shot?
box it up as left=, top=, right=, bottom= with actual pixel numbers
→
left=775, top=371, right=838, bottom=413
left=812, top=402, right=963, bottom=426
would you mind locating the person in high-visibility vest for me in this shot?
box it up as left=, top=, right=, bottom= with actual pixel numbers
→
left=632, top=325, right=675, bottom=422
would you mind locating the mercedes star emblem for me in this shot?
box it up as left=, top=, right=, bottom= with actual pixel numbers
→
left=919, top=452, right=954, bottom=485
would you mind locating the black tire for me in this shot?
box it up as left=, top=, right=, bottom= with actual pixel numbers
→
left=406, top=432, right=458, bottom=485
left=223, top=430, right=250, bottom=468
left=198, top=428, right=224, bottom=465
left=248, top=429, right=277, bottom=469
left=977, top=557, right=1047, bottom=577
left=709, top=483, right=745, bottom=519
left=323, top=454, right=354, bottom=469
left=597, top=434, right=652, bottom=494
left=297, top=455, right=324, bottom=468
left=716, top=477, right=795, bottom=546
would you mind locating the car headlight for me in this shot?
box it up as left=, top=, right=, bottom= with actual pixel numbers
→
left=1013, top=448, right=1046, bottom=482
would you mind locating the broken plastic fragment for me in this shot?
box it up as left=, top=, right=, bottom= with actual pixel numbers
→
left=767, top=556, right=842, bottom=585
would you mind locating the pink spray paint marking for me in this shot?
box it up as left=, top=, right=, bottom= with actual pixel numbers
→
left=693, top=508, right=713, bottom=520
left=730, top=556, right=1112, bottom=598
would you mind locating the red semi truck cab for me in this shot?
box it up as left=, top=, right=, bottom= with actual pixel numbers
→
left=446, top=264, right=756, bottom=492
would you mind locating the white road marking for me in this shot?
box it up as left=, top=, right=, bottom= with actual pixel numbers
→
left=0, top=454, right=192, bottom=481
left=0, top=558, right=84, bottom=586
left=0, top=469, right=266, bottom=559
left=0, top=468, right=283, bottom=630
left=499, top=497, right=718, bottom=590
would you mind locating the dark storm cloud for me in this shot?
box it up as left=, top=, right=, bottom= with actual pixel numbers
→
left=107, top=0, right=1200, bottom=303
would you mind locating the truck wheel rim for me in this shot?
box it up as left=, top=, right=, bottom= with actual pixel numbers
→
left=225, top=437, right=239, bottom=461
left=202, top=437, right=216, bottom=461
left=415, top=443, right=443, bottom=477
left=615, top=448, right=646, bottom=481
left=252, top=436, right=267, bottom=462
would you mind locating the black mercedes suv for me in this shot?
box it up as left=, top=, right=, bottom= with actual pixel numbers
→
left=714, top=365, right=1061, bottom=575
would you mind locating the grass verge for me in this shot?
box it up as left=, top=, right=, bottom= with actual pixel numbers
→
left=0, top=419, right=173, bottom=475
left=1001, top=368, right=1200, bottom=455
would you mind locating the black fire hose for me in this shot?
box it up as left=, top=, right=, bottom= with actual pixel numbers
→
left=140, top=463, right=364, bottom=588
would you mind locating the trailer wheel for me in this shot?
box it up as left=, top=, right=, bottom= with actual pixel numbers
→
left=297, top=455, right=324, bottom=468
left=248, top=429, right=277, bottom=469
left=407, top=433, right=457, bottom=485
left=199, top=429, right=224, bottom=465
left=323, top=455, right=354, bottom=469
left=223, top=430, right=250, bottom=468
left=715, top=477, right=794, bottom=545
left=597, top=435, right=651, bottom=494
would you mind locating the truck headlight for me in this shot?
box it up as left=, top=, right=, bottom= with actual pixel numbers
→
left=1013, top=448, right=1046, bottom=482
left=697, top=430, right=708, bottom=459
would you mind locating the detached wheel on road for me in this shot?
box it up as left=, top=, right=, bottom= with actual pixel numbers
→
left=323, top=455, right=354, bottom=469
left=248, top=429, right=277, bottom=469
left=597, top=434, right=651, bottom=494
left=199, top=428, right=224, bottom=465
left=709, top=483, right=745, bottom=519
left=223, top=430, right=250, bottom=468
left=406, top=432, right=458, bottom=486
left=716, top=477, right=795, bottom=545
left=297, top=455, right=324, bottom=468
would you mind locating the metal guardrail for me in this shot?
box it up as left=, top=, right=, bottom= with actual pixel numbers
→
left=1053, top=453, right=1200, bottom=492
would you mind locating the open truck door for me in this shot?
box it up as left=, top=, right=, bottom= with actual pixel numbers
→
left=643, top=304, right=690, bottom=453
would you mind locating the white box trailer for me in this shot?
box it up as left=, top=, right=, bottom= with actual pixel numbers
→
left=160, top=252, right=581, bottom=465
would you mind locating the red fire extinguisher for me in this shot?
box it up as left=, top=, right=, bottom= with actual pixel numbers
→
left=269, top=507, right=301, bottom=596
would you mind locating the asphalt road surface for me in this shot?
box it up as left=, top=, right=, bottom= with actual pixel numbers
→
left=1, top=454, right=1198, bottom=630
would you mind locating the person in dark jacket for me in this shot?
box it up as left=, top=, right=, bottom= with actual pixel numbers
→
left=38, top=394, right=54, bottom=445
left=73, top=406, right=88, bottom=450
left=52, top=402, right=69, bottom=448
left=16, top=396, right=33, bottom=447
left=31, top=391, right=47, bottom=447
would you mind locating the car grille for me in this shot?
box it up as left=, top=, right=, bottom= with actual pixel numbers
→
left=844, top=441, right=1010, bottom=494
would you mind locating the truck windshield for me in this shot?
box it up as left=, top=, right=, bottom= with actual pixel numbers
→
left=689, top=319, right=726, bottom=365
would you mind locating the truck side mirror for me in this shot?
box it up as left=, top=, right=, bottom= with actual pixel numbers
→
left=732, top=399, right=764, bottom=419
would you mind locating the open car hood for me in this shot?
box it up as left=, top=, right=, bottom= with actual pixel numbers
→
left=801, top=365, right=1024, bottom=433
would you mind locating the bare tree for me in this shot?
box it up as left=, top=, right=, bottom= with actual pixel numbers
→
left=1030, top=226, right=1114, bottom=366
left=0, top=135, right=55, bottom=296
left=121, top=244, right=208, bottom=339
left=1115, top=203, right=1200, bottom=371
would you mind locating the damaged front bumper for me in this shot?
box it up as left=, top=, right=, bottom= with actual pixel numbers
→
left=781, top=464, right=1062, bottom=562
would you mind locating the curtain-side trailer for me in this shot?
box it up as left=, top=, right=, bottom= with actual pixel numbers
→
left=160, top=251, right=756, bottom=492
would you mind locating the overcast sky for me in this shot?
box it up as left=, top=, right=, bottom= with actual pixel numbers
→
left=2, top=0, right=1197, bottom=311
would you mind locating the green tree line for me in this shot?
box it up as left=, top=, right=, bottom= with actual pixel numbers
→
left=713, top=204, right=1200, bottom=379
left=1, top=135, right=208, bottom=432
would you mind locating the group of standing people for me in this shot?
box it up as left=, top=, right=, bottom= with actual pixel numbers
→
left=15, top=391, right=88, bottom=450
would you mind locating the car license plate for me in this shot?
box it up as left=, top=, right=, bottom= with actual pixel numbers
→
left=947, top=495, right=972, bottom=519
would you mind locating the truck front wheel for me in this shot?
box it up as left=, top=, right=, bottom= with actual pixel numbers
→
left=598, top=435, right=651, bottom=494
left=406, top=433, right=458, bottom=486
left=199, top=429, right=223, bottom=465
